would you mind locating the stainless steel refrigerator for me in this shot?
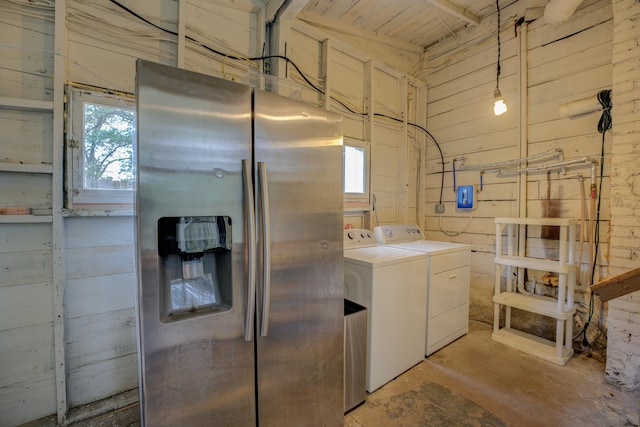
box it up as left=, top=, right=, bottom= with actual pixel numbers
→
left=135, top=60, right=344, bottom=426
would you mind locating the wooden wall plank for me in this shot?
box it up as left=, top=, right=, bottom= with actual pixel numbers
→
left=0, top=173, right=52, bottom=209
left=67, top=353, right=138, bottom=407
left=65, top=244, right=135, bottom=280
left=0, top=322, right=55, bottom=389
left=0, top=223, right=52, bottom=253
left=0, top=110, right=53, bottom=165
left=65, top=217, right=134, bottom=248
left=0, top=249, right=52, bottom=287
left=66, top=309, right=136, bottom=365
left=0, top=375, right=57, bottom=427
left=0, top=3, right=54, bottom=101
left=65, top=273, right=136, bottom=318
left=0, top=282, right=53, bottom=331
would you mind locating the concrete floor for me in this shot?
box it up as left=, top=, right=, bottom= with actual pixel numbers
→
left=26, top=321, right=639, bottom=427
left=345, top=320, right=639, bottom=427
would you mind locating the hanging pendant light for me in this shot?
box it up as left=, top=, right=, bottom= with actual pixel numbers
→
left=493, top=0, right=507, bottom=116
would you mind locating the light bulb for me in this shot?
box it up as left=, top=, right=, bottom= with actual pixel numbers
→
left=494, top=99, right=507, bottom=115
left=493, top=88, right=507, bottom=116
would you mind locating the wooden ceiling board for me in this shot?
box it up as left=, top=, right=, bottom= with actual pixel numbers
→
left=350, top=2, right=413, bottom=32
left=304, top=0, right=358, bottom=19
left=335, top=0, right=378, bottom=25
left=391, top=10, right=459, bottom=47
left=301, top=0, right=501, bottom=49
left=375, top=4, right=434, bottom=36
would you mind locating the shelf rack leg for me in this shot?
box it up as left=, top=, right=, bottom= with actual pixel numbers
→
left=494, top=263, right=501, bottom=334
left=505, top=224, right=516, bottom=328
left=555, top=319, right=564, bottom=359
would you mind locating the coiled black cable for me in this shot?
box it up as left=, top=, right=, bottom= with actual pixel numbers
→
left=597, top=89, right=612, bottom=134
left=592, top=89, right=611, bottom=283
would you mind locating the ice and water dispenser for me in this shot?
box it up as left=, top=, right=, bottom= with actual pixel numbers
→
left=157, top=216, right=233, bottom=321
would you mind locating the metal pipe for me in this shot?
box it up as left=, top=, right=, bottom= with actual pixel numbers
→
left=452, top=159, right=457, bottom=192
left=496, top=157, right=598, bottom=187
left=455, top=148, right=563, bottom=171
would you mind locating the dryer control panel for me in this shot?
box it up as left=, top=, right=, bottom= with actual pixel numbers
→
left=344, top=229, right=377, bottom=249
left=373, top=224, right=425, bottom=244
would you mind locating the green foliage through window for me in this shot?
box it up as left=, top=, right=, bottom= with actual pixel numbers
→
left=83, top=102, right=135, bottom=190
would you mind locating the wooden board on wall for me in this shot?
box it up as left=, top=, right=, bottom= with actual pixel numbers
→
left=0, top=322, right=56, bottom=426
left=64, top=217, right=137, bottom=407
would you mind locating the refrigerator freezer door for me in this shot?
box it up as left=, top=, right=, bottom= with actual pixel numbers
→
left=136, top=60, right=255, bottom=426
left=253, top=90, right=344, bottom=426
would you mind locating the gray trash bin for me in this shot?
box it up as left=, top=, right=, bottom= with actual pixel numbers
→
left=344, top=299, right=367, bottom=413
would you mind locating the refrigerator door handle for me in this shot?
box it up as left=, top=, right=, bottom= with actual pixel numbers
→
left=258, top=161, right=271, bottom=337
left=242, top=159, right=256, bottom=342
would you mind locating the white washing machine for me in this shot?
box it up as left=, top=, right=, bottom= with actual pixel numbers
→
left=343, top=229, right=427, bottom=393
left=374, top=224, right=471, bottom=356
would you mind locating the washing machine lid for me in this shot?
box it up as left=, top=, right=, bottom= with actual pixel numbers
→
left=344, top=245, right=426, bottom=268
left=387, top=240, right=470, bottom=255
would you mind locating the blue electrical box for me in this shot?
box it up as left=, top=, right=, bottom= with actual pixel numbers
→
left=457, top=185, right=474, bottom=209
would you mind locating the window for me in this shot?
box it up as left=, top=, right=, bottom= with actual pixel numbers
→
left=66, top=86, right=135, bottom=207
left=343, top=138, right=370, bottom=204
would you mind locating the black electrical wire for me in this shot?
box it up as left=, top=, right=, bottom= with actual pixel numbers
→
left=108, top=0, right=447, bottom=203
left=495, top=0, right=501, bottom=91
left=574, top=89, right=611, bottom=347
left=374, top=113, right=446, bottom=205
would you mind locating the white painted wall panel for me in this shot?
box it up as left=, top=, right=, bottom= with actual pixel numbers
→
left=0, top=282, right=53, bottom=331
left=184, top=0, right=260, bottom=80
left=0, top=323, right=56, bottom=426
left=329, top=49, right=366, bottom=139
left=0, top=173, right=52, bottom=210
left=0, top=249, right=52, bottom=287
left=65, top=273, right=136, bottom=318
left=64, top=217, right=137, bottom=408
left=66, top=309, right=138, bottom=406
left=0, top=2, right=54, bottom=100
left=288, top=27, right=324, bottom=106
left=67, top=0, right=178, bottom=92
left=423, top=0, right=613, bottom=337
left=0, top=6, right=56, bottom=417
left=0, top=110, right=53, bottom=165
left=67, top=353, right=138, bottom=407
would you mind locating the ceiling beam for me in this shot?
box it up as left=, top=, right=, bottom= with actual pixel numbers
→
left=266, top=0, right=311, bottom=23
left=426, top=0, right=481, bottom=26
left=297, top=11, right=424, bottom=55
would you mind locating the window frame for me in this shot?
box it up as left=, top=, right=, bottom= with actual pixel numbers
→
left=66, top=85, right=135, bottom=209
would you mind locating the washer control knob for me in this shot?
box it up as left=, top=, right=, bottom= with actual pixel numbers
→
left=347, top=231, right=355, bottom=240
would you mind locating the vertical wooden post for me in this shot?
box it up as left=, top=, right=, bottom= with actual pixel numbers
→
left=53, top=0, right=68, bottom=424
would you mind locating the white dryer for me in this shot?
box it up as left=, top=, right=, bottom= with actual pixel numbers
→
left=343, top=229, right=427, bottom=393
left=374, top=224, right=471, bottom=356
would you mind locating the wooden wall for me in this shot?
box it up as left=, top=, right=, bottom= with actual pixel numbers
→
left=606, top=0, right=640, bottom=393
left=0, top=1, right=422, bottom=425
left=1, top=2, right=57, bottom=424
left=423, top=0, right=613, bottom=333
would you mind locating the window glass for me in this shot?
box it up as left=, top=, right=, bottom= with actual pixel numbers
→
left=344, top=145, right=365, bottom=193
left=82, top=102, right=135, bottom=191
left=343, top=139, right=370, bottom=204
